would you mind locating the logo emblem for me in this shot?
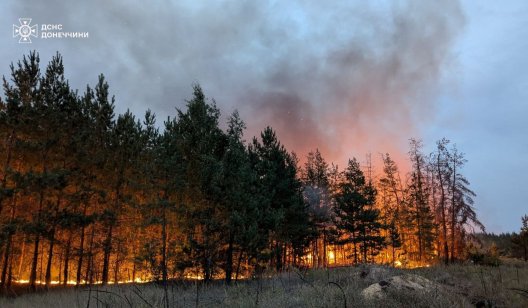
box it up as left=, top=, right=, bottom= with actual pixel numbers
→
left=13, top=18, right=38, bottom=43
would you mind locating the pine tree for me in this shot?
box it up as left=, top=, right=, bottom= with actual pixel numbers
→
left=302, top=149, right=332, bottom=268
left=0, top=53, right=42, bottom=290
left=378, top=153, right=407, bottom=263
left=387, top=221, right=402, bottom=266
left=333, top=158, right=385, bottom=264
left=407, top=139, right=436, bottom=262
left=512, top=215, right=528, bottom=261
left=101, top=111, right=142, bottom=284
left=446, top=144, right=484, bottom=261
left=78, top=76, right=115, bottom=285
left=282, top=152, right=316, bottom=266
left=250, top=127, right=313, bottom=270
left=434, top=138, right=451, bottom=264
left=219, top=111, right=257, bottom=283
left=175, top=85, right=226, bottom=282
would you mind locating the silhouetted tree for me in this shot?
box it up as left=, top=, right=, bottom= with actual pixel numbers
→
left=512, top=215, right=528, bottom=261
left=333, top=158, right=384, bottom=264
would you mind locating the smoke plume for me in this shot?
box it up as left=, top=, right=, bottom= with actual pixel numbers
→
left=3, top=0, right=464, bottom=168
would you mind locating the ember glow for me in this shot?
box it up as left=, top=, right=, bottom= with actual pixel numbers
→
left=13, top=278, right=151, bottom=285
left=14, top=280, right=78, bottom=286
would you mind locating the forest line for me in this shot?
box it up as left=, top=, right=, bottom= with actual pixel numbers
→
left=0, top=52, right=484, bottom=292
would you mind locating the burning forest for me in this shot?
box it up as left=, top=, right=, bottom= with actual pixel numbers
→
left=0, top=52, right=485, bottom=291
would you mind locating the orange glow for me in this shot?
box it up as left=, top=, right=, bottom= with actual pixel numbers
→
left=13, top=278, right=151, bottom=285
left=14, top=280, right=78, bottom=285
left=328, top=251, right=335, bottom=264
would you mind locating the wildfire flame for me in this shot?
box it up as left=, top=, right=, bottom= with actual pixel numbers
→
left=13, top=278, right=151, bottom=285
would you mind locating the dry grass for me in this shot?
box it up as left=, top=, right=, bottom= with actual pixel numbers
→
left=1, top=261, right=527, bottom=307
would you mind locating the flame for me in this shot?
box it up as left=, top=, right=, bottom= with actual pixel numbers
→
left=328, top=251, right=335, bottom=264
left=184, top=274, right=204, bottom=280
left=13, top=278, right=150, bottom=285
left=14, top=279, right=78, bottom=285
left=122, top=278, right=150, bottom=283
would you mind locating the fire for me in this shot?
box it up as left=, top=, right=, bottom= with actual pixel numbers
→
left=14, top=279, right=78, bottom=285
left=328, top=251, right=335, bottom=264
left=122, top=278, right=150, bottom=283
left=183, top=274, right=204, bottom=280
left=13, top=278, right=151, bottom=285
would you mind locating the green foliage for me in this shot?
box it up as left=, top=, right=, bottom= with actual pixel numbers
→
left=332, top=158, right=385, bottom=263
left=250, top=127, right=315, bottom=270
left=511, top=215, right=528, bottom=261
left=467, top=251, right=502, bottom=267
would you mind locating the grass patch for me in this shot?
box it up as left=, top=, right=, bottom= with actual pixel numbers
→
left=0, top=261, right=527, bottom=307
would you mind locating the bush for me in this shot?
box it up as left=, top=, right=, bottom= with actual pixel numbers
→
left=468, top=251, right=501, bottom=266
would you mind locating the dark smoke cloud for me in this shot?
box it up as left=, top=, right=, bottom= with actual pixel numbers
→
left=2, top=0, right=464, bottom=167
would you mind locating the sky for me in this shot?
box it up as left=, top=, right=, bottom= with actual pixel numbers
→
left=1, top=1, right=526, bottom=233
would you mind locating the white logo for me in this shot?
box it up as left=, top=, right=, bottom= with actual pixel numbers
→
left=13, top=18, right=38, bottom=43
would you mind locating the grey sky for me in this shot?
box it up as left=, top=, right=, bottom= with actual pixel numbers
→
left=423, top=2, right=528, bottom=233
left=1, top=1, right=526, bottom=233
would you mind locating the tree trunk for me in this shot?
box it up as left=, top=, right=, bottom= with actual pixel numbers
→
left=1, top=194, right=16, bottom=289
left=101, top=224, right=113, bottom=285
left=361, top=232, right=367, bottom=263
left=450, top=161, right=457, bottom=263
left=76, top=228, right=85, bottom=285
left=57, top=251, right=62, bottom=284
left=17, top=236, right=26, bottom=278
left=225, top=232, right=234, bottom=284
left=430, top=168, right=440, bottom=259
left=392, top=245, right=396, bottom=266
left=281, top=244, right=286, bottom=269
left=29, top=235, right=40, bottom=291
left=6, top=250, right=13, bottom=289
left=313, top=239, right=318, bottom=268
left=76, top=202, right=88, bottom=286
left=63, top=233, right=72, bottom=285
left=29, top=189, right=45, bottom=291
left=0, top=129, right=15, bottom=216
left=85, top=224, right=96, bottom=285
left=437, top=154, right=449, bottom=265
left=103, top=184, right=121, bottom=285
left=417, top=211, right=423, bottom=262
left=234, top=250, right=243, bottom=282
left=45, top=193, right=64, bottom=287
left=161, top=203, right=169, bottom=308
left=1, top=234, right=11, bottom=289
left=202, top=224, right=211, bottom=282
left=275, top=242, right=282, bottom=271
left=114, top=241, right=120, bottom=284
left=323, top=230, right=327, bottom=267
left=351, top=233, right=358, bottom=265
left=45, top=228, right=56, bottom=287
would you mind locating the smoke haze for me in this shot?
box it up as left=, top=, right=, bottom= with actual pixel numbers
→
left=2, top=0, right=464, bottom=168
